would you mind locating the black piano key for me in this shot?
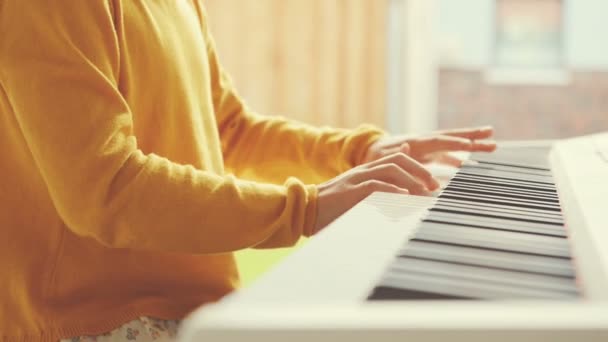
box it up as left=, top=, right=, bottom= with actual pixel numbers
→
left=462, top=162, right=554, bottom=177
left=445, top=181, right=560, bottom=199
left=426, top=209, right=565, bottom=231
left=471, top=159, right=551, bottom=171
left=460, top=166, right=555, bottom=185
left=459, top=168, right=555, bottom=184
left=444, top=184, right=560, bottom=204
left=439, top=193, right=561, bottom=212
left=462, top=160, right=554, bottom=172
left=452, top=175, right=557, bottom=193
left=414, top=221, right=569, bottom=251
left=470, top=149, right=552, bottom=170
left=435, top=197, right=563, bottom=219
left=427, top=207, right=564, bottom=231
left=371, top=274, right=571, bottom=300
left=439, top=193, right=562, bottom=215
left=442, top=187, right=561, bottom=205
left=416, top=221, right=570, bottom=250
left=413, top=223, right=571, bottom=258
left=386, top=258, right=579, bottom=295
left=430, top=206, right=563, bottom=226
left=446, top=183, right=559, bottom=203
left=445, top=180, right=560, bottom=199
left=433, top=200, right=563, bottom=222
left=367, top=146, right=582, bottom=302
left=376, top=260, right=579, bottom=300
left=423, top=212, right=567, bottom=238
left=368, top=286, right=470, bottom=300
left=451, top=177, right=558, bottom=195
left=398, top=240, right=576, bottom=278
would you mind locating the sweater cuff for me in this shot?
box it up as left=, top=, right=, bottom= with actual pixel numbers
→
left=302, top=184, right=319, bottom=237
left=342, top=124, right=386, bottom=170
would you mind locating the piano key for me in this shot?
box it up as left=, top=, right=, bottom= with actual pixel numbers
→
left=442, top=187, right=561, bottom=205
left=370, top=276, right=569, bottom=300
left=398, top=240, right=575, bottom=278
left=444, top=184, right=560, bottom=204
left=413, top=223, right=572, bottom=258
left=467, top=157, right=552, bottom=169
left=378, top=259, right=579, bottom=299
left=435, top=197, right=563, bottom=219
left=459, top=167, right=555, bottom=183
left=470, top=154, right=552, bottom=171
left=386, top=258, right=579, bottom=295
left=424, top=215, right=566, bottom=238
left=445, top=181, right=560, bottom=198
left=439, top=192, right=562, bottom=212
left=453, top=175, right=557, bottom=193
left=417, top=221, right=570, bottom=250
left=369, top=285, right=469, bottom=300
left=461, top=161, right=554, bottom=177
left=460, top=166, right=555, bottom=184
left=426, top=209, right=566, bottom=232
left=471, top=159, right=551, bottom=171
left=463, top=159, right=553, bottom=172
left=444, top=180, right=560, bottom=199
left=367, top=146, right=582, bottom=302
left=438, top=193, right=562, bottom=215
left=433, top=200, right=564, bottom=222
left=431, top=206, right=564, bottom=226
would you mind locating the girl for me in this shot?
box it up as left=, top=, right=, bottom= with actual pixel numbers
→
left=0, top=1, right=495, bottom=341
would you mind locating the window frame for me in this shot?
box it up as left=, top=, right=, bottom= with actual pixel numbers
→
left=491, top=0, right=566, bottom=69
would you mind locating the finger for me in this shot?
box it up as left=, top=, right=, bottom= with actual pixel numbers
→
left=361, top=153, right=439, bottom=191
left=471, top=140, right=497, bottom=152
left=399, top=142, right=411, bottom=155
left=381, top=136, right=411, bottom=149
left=357, top=180, right=410, bottom=198
left=356, top=164, right=428, bottom=195
left=379, top=146, right=402, bottom=158
left=411, top=135, right=474, bottom=154
left=439, top=126, right=494, bottom=140
left=379, top=143, right=409, bottom=158
left=415, top=135, right=496, bottom=154
left=435, top=153, right=464, bottom=167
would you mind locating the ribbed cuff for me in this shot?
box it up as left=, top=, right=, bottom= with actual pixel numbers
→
left=302, top=184, right=319, bottom=237
left=343, top=124, right=386, bottom=170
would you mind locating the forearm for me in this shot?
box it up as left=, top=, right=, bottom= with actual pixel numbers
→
left=200, top=7, right=384, bottom=184
left=220, top=107, right=385, bottom=184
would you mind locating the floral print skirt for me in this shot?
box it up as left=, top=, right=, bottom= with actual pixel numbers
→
left=60, top=317, right=180, bottom=342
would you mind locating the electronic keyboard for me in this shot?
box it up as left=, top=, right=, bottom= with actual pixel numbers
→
left=180, top=132, right=608, bottom=342
left=369, top=146, right=580, bottom=300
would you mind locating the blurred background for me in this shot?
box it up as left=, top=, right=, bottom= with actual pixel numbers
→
left=203, top=0, right=608, bottom=283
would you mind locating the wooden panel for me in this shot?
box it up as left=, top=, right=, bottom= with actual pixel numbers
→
left=203, top=0, right=387, bottom=129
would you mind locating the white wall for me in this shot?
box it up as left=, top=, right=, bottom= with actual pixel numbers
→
left=436, top=0, right=494, bottom=68
left=436, top=0, right=608, bottom=70
left=565, top=0, right=608, bottom=69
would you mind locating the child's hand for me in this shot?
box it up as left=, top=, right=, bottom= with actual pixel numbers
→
left=314, top=152, right=440, bottom=232
left=363, top=126, right=497, bottom=167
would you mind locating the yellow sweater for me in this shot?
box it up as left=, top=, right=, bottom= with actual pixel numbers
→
left=0, top=1, right=382, bottom=341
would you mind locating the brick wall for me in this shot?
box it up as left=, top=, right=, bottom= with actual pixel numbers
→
left=437, top=69, right=608, bottom=139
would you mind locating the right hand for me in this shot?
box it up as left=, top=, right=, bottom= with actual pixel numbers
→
left=314, top=153, right=440, bottom=232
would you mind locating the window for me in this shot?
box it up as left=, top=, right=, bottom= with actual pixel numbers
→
left=494, top=0, right=563, bottom=68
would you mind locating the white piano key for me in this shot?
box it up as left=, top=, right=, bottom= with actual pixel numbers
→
left=399, top=240, right=575, bottom=278
left=414, top=223, right=571, bottom=258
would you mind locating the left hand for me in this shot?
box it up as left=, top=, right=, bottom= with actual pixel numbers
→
left=363, top=126, right=497, bottom=167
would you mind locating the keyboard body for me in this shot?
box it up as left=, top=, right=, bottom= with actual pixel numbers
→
left=179, top=133, right=608, bottom=342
